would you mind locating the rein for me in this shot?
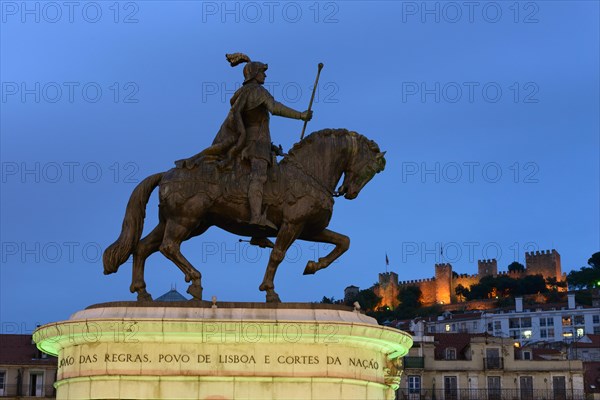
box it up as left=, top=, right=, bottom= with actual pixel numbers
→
left=284, top=134, right=359, bottom=198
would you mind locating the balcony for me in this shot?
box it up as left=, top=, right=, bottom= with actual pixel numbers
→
left=395, top=388, right=586, bottom=400
left=483, top=357, right=504, bottom=370
left=403, top=356, right=425, bottom=369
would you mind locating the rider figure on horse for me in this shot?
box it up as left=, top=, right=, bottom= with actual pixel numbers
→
left=177, top=53, right=312, bottom=231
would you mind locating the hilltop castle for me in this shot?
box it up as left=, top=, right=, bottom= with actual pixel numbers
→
left=371, top=249, right=566, bottom=308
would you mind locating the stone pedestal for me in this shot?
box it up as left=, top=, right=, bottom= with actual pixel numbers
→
left=33, top=302, right=412, bottom=399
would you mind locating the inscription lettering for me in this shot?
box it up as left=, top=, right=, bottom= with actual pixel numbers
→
left=104, top=353, right=150, bottom=363
left=197, top=354, right=211, bottom=363
left=348, top=357, right=379, bottom=370
left=327, top=356, right=341, bottom=365
left=219, top=354, right=256, bottom=364
left=159, top=354, right=190, bottom=363
left=79, top=354, right=98, bottom=364
left=277, top=355, right=319, bottom=365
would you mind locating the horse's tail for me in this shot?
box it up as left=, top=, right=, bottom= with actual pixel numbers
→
left=103, top=172, right=163, bottom=275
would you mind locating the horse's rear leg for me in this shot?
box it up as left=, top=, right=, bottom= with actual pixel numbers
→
left=130, top=222, right=165, bottom=301
left=160, top=219, right=204, bottom=300
left=259, top=222, right=303, bottom=303
left=302, top=229, right=350, bottom=275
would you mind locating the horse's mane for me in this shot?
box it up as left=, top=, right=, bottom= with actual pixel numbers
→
left=281, top=128, right=381, bottom=165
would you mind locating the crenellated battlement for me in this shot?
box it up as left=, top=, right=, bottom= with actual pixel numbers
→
left=398, top=277, right=435, bottom=285
left=525, top=249, right=558, bottom=257
left=378, top=271, right=399, bottom=286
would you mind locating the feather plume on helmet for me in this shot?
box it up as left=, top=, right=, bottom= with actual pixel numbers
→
left=225, top=53, right=251, bottom=67
left=226, top=53, right=268, bottom=85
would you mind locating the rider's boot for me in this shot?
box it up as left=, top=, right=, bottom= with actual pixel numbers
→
left=249, top=182, right=277, bottom=230
left=250, top=237, right=275, bottom=248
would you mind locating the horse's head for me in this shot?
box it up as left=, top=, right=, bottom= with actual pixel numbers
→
left=338, top=134, right=386, bottom=200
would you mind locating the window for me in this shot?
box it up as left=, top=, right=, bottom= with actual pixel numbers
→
left=562, top=316, right=572, bottom=326
left=520, top=376, right=534, bottom=400
left=553, top=376, right=566, bottom=400
left=576, top=328, right=584, bottom=337
left=547, top=318, right=554, bottom=326
left=485, top=348, right=502, bottom=369
left=29, top=372, right=44, bottom=397
left=408, top=375, right=421, bottom=399
left=574, top=315, right=585, bottom=325
left=594, top=327, right=600, bottom=334
left=487, top=376, right=501, bottom=400
left=446, top=348, right=457, bottom=360
left=522, top=351, right=532, bottom=360
left=494, top=321, right=501, bottom=330
left=444, top=376, right=458, bottom=400
left=0, top=371, right=5, bottom=396
left=472, top=321, right=478, bottom=331
left=540, top=318, right=546, bottom=327
left=593, top=315, right=599, bottom=324
left=445, top=324, right=451, bottom=332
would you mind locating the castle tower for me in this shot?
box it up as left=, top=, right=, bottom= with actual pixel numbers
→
left=525, top=249, right=561, bottom=279
left=344, top=285, right=359, bottom=302
left=478, top=259, right=498, bottom=277
left=375, top=272, right=399, bottom=309
left=434, top=263, right=452, bottom=304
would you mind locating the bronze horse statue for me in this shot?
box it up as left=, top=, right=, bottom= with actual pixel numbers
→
left=103, top=128, right=386, bottom=302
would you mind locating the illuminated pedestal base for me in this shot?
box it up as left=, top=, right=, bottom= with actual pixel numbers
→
left=33, top=302, right=413, bottom=400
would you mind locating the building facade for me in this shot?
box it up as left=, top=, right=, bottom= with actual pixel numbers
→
left=0, top=334, right=57, bottom=398
left=422, top=294, right=600, bottom=344
left=399, top=333, right=586, bottom=400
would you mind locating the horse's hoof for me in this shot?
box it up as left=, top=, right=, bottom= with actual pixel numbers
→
left=137, top=292, right=153, bottom=302
left=184, top=274, right=192, bottom=283
left=259, top=283, right=271, bottom=292
left=187, top=284, right=203, bottom=300
left=266, top=291, right=281, bottom=303
left=303, top=261, right=317, bottom=275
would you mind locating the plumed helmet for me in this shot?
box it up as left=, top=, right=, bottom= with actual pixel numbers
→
left=225, top=53, right=268, bottom=85
left=242, top=61, right=268, bottom=84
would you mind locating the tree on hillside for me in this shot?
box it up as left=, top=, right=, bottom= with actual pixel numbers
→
left=455, top=284, right=469, bottom=302
left=516, top=274, right=548, bottom=295
left=398, top=286, right=422, bottom=309
left=508, top=261, right=525, bottom=273
left=354, top=288, right=381, bottom=312
left=567, top=251, right=600, bottom=289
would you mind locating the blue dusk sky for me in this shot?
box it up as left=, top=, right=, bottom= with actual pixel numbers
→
left=1, top=1, right=599, bottom=331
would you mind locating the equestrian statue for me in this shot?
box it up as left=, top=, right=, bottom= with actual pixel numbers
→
left=103, top=53, right=386, bottom=303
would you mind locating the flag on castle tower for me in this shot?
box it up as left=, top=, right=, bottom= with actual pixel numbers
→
left=385, top=253, right=389, bottom=266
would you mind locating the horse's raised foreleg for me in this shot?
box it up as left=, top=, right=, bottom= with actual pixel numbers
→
left=259, top=222, right=303, bottom=303
left=160, top=219, right=204, bottom=300
left=302, top=229, right=350, bottom=275
left=130, top=222, right=165, bottom=301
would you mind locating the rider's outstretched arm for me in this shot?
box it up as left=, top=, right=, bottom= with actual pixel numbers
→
left=268, top=100, right=312, bottom=122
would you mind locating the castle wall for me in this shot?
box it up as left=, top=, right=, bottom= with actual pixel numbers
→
left=373, top=250, right=566, bottom=308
